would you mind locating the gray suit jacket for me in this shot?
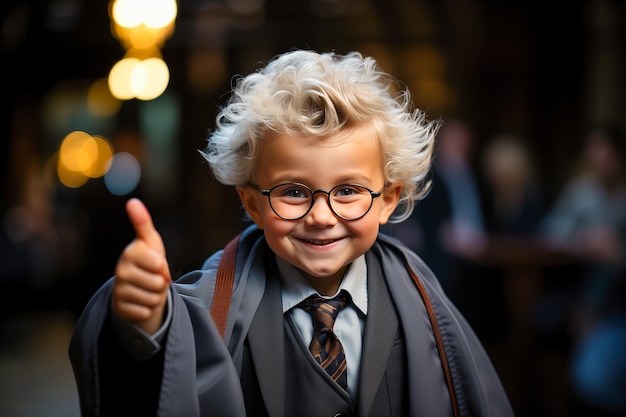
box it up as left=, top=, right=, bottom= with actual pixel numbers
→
left=239, top=245, right=408, bottom=417
left=69, top=225, right=514, bottom=417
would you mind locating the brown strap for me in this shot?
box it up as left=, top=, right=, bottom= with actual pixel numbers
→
left=407, top=264, right=461, bottom=417
left=210, top=234, right=240, bottom=338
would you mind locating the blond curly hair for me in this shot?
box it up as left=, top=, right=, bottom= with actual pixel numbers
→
left=201, top=49, right=438, bottom=223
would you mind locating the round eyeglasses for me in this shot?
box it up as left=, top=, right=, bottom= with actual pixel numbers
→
left=248, top=182, right=383, bottom=221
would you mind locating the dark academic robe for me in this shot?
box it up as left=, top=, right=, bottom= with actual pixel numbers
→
left=69, top=225, right=514, bottom=417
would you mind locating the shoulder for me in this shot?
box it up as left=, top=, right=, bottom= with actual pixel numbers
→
left=375, top=233, right=438, bottom=278
left=372, top=232, right=444, bottom=298
left=174, top=224, right=266, bottom=306
left=197, top=224, right=265, bottom=271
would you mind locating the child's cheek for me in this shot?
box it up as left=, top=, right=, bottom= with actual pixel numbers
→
left=261, top=214, right=294, bottom=240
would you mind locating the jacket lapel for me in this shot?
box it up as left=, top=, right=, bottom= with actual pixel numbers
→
left=246, top=259, right=286, bottom=417
left=357, top=251, right=399, bottom=416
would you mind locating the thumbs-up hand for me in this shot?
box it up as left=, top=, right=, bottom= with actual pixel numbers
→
left=113, top=198, right=171, bottom=335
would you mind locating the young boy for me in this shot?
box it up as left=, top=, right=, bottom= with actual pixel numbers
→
left=69, top=50, right=513, bottom=417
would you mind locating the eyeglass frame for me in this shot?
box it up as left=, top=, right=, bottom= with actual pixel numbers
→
left=246, top=182, right=384, bottom=221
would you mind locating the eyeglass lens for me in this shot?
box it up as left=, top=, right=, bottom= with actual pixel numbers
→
left=268, top=183, right=375, bottom=220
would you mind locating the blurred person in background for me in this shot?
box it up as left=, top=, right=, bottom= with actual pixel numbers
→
left=479, top=133, right=548, bottom=415
left=382, top=118, right=491, bottom=339
left=430, top=119, right=488, bottom=262
left=538, top=124, right=626, bottom=416
left=481, top=133, right=544, bottom=237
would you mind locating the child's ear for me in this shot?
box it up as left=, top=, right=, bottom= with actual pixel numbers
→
left=378, top=182, right=402, bottom=225
left=236, top=186, right=264, bottom=229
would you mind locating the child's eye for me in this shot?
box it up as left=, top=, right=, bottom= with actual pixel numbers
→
left=275, top=184, right=311, bottom=200
left=333, top=185, right=364, bottom=197
left=335, top=186, right=358, bottom=197
left=285, top=188, right=306, bottom=198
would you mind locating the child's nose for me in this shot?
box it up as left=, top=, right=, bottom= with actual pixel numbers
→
left=305, top=194, right=338, bottom=226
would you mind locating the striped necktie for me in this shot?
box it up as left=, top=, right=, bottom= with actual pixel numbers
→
left=300, top=291, right=349, bottom=390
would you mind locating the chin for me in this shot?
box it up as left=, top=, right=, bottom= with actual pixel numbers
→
left=301, top=263, right=346, bottom=280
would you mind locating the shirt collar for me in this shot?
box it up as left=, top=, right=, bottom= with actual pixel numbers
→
left=278, top=255, right=368, bottom=316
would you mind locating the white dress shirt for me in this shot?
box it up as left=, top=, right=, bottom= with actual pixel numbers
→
left=278, top=255, right=368, bottom=399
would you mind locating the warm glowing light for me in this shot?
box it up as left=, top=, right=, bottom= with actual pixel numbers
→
left=133, top=58, right=169, bottom=100
left=57, top=131, right=114, bottom=188
left=57, top=150, right=89, bottom=188
left=86, top=136, right=114, bottom=178
left=111, top=17, right=175, bottom=50
left=108, top=57, right=141, bottom=100
left=108, top=56, right=169, bottom=101
left=124, top=46, right=163, bottom=60
left=111, top=0, right=177, bottom=29
left=144, top=0, right=178, bottom=29
left=108, top=1, right=176, bottom=101
left=111, top=0, right=144, bottom=28
left=59, top=131, right=95, bottom=172
left=127, top=24, right=165, bottom=49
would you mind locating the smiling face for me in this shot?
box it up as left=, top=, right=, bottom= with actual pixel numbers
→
left=237, top=123, right=402, bottom=295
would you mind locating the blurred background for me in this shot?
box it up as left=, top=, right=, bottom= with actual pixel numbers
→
left=1, top=0, right=625, bottom=416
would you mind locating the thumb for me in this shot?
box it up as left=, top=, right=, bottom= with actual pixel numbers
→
left=126, top=198, right=166, bottom=256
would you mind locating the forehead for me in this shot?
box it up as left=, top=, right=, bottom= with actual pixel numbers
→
left=254, top=123, right=385, bottom=186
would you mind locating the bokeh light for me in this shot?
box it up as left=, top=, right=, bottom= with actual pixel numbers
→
left=108, top=56, right=170, bottom=101
left=132, top=57, right=170, bottom=100
left=108, top=57, right=141, bottom=100
left=107, top=0, right=176, bottom=101
left=111, top=0, right=177, bottom=30
left=57, top=131, right=114, bottom=188
left=86, top=136, right=114, bottom=178
left=57, top=152, right=89, bottom=188
left=59, top=131, right=97, bottom=173
left=103, top=151, right=141, bottom=195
